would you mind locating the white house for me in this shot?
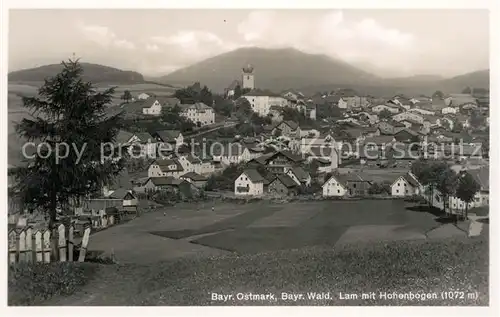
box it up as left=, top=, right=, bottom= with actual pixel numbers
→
left=142, top=98, right=163, bottom=116
left=390, top=172, right=422, bottom=197
left=234, top=169, right=264, bottom=196
left=322, top=174, right=348, bottom=197
left=147, top=159, right=184, bottom=179
left=392, top=112, right=424, bottom=124
left=212, top=143, right=252, bottom=165
left=137, top=93, right=150, bottom=100
left=242, top=89, right=288, bottom=116
left=154, top=130, right=184, bottom=150
left=371, top=104, right=400, bottom=114
left=179, top=102, right=215, bottom=126
left=441, top=107, right=458, bottom=115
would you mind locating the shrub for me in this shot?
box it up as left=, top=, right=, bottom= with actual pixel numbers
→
left=8, top=262, right=98, bottom=305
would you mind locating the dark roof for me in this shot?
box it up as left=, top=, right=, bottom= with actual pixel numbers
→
left=364, top=135, right=395, bottom=145
left=109, top=188, right=135, bottom=200
left=155, top=130, right=181, bottom=142
left=134, top=132, right=154, bottom=142
left=273, top=174, right=298, bottom=188
left=277, top=120, right=299, bottom=131
left=148, top=177, right=184, bottom=186
left=243, top=89, right=281, bottom=97
left=116, top=130, right=135, bottom=144
left=289, top=166, right=310, bottom=182
left=180, top=172, right=207, bottom=181
left=152, top=159, right=184, bottom=172
left=212, top=143, right=247, bottom=156
left=241, top=169, right=265, bottom=183
left=179, top=102, right=212, bottom=111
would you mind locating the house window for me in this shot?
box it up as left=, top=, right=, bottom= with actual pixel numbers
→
left=396, top=190, right=399, bottom=193
left=337, top=190, right=340, bottom=194
left=398, top=182, right=400, bottom=186
left=474, top=197, right=480, bottom=202
left=353, top=184, right=356, bottom=188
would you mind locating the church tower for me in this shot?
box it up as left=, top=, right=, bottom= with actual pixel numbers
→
left=242, top=64, right=255, bottom=90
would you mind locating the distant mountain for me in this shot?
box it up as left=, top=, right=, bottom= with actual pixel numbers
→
left=385, top=74, right=445, bottom=83
left=439, top=69, right=489, bottom=92
left=8, top=63, right=145, bottom=84
left=156, top=47, right=379, bottom=93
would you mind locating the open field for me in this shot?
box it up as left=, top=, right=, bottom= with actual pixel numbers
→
left=10, top=200, right=489, bottom=305
left=42, top=237, right=488, bottom=306
left=75, top=200, right=483, bottom=263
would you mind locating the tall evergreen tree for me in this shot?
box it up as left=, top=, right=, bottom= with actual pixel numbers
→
left=13, top=59, right=126, bottom=227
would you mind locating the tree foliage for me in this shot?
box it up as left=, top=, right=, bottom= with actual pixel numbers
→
left=378, top=109, right=392, bottom=120
left=432, top=91, right=444, bottom=100
left=13, top=59, right=126, bottom=226
left=455, top=172, right=480, bottom=219
left=121, top=90, right=132, bottom=103
left=461, top=87, right=472, bottom=94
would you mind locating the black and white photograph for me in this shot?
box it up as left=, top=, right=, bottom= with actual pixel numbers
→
left=3, top=0, right=496, bottom=312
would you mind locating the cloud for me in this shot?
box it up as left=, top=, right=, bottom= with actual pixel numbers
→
left=236, top=10, right=416, bottom=72
left=77, top=23, right=136, bottom=50
left=149, top=31, right=237, bottom=60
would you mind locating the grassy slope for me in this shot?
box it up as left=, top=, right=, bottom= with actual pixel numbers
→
left=41, top=236, right=488, bottom=306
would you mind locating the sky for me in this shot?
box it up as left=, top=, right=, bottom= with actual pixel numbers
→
left=8, top=9, right=489, bottom=78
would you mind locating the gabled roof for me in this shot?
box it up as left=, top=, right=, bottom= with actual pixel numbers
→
left=116, top=130, right=135, bottom=144
left=277, top=120, right=299, bottom=131
left=154, top=130, right=181, bottom=142
left=180, top=172, right=207, bottom=181
left=148, top=177, right=185, bottom=186
left=109, top=188, right=135, bottom=200
left=289, top=166, right=310, bottom=182
left=134, top=132, right=154, bottom=142
left=392, top=173, right=420, bottom=188
left=151, top=159, right=184, bottom=172
left=179, top=102, right=212, bottom=111
left=212, top=143, right=248, bottom=157
left=272, top=174, right=298, bottom=188
left=241, top=169, right=265, bottom=183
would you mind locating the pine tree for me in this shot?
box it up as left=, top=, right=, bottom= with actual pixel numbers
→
left=13, top=59, right=126, bottom=227
left=122, top=90, right=132, bottom=103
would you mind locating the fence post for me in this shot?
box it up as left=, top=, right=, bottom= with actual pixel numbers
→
left=8, top=229, right=17, bottom=265
left=18, top=229, right=27, bottom=262
left=34, top=230, right=43, bottom=262
left=26, top=227, right=33, bottom=263
left=58, top=223, right=67, bottom=262
left=42, top=229, right=51, bottom=263
left=68, top=225, right=74, bottom=262
left=78, top=227, right=91, bottom=262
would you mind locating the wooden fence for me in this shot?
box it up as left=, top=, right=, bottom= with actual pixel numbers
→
left=8, top=224, right=91, bottom=265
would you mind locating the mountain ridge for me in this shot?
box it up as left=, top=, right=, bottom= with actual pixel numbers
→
left=8, top=62, right=145, bottom=84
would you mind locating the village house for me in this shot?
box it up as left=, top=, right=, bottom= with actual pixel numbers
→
left=153, top=130, right=184, bottom=151
left=343, top=95, right=370, bottom=109
left=285, top=166, right=312, bottom=186
left=179, top=102, right=215, bottom=126
left=141, top=98, right=164, bottom=116
left=299, top=127, right=320, bottom=138
left=446, top=93, right=477, bottom=108
left=390, top=172, right=422, bottom=197
left=137, top=92, right=150, bottom=100
left=115, top=130, right=157, bottom=158
left=180, top=171, right=208, bottom=188
left=370, top=102, right=401, bottom=114
left=142, top=177, right=197, bottom=198
left=441, top=106, right=458, bottom=115
left=272, top=120, right=301, bottom=138
left=147, top=159, right=184, bottom=179
left=377, top=120, right=405, bottom=135
left=248, top=150, right=303, bottom=175
left=392, top=112, right=424, bottom=124
left=307, top=146, right=340, bottom=169
left=322, top=173, right=372, bottom=197
left=436, top=117, right=455, bottom=131
left=322, top=174, right=348, bottom=197
left=212, top=143, right=252, bottom=165
left=394, top=128, right=420, bottom=143
left=268, top=174, right=300, bottom=196
left=224, top=80, right=240, bottom=99
left=234, top=169, right=265, bottom=196
left=242, top=89, right=288, bottom=116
